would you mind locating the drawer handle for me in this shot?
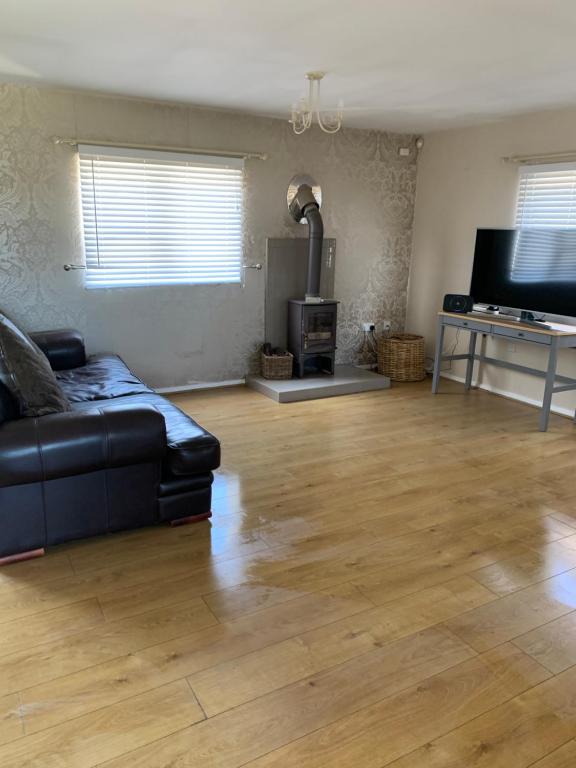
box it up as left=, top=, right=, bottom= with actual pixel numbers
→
left=518, top=332, right=524, bottom=337
left=463, top=321, right=469, bottom=326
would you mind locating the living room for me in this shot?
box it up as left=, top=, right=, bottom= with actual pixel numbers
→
left=1, top=2, right=576, bottom=766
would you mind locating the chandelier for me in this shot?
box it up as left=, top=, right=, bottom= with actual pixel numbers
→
left=290, top=72, right=344, bottom=135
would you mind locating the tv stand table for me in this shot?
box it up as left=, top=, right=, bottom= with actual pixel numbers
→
left=432, top=311, right=576, bottom=431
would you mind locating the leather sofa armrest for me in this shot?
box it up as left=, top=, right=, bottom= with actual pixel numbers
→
left=30, top=329, right=86, bottom=371
left=0, top=403, right=166, bottom=487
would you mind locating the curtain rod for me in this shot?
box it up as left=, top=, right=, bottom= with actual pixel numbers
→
left=502, top=150, right=576, bottom=164
left=52, top=136, right=268, bottom=161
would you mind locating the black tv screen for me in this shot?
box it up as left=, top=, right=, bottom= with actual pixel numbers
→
left=470, top=228, right=576, bottom=318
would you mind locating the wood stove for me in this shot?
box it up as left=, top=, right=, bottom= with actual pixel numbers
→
left=286, top=180, right=338, bottom=378
left=288, top=299, right=338, bottom=378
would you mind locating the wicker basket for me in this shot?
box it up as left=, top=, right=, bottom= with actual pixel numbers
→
left=261, top=351, right=293, bottom=380
left=377, top=334, right=426, bottom=382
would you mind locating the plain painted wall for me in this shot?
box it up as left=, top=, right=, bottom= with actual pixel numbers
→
left=407, top=106, right=576, bottom=415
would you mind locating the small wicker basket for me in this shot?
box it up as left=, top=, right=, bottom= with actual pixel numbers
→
left=261, top=351, right=293, bottom=380
left=377, top=334, right=426, bottom=382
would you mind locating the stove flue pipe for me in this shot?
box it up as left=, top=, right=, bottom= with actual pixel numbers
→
left=288, top=184, right=324, bottom=301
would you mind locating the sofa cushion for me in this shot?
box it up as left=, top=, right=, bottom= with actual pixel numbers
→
left=57, top=354, right=153, bottom=402
left=0, top=312, right=71, bottom=417
left=71, top=392, right=220, bottom=476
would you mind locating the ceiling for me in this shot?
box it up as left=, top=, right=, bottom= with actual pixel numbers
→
left=3, top=0, right=576, bottom=133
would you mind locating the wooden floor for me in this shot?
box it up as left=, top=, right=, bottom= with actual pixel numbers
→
left=2, top=380, right=576, bottom=767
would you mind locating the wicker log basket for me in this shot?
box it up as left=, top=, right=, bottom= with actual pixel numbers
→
left=261, top=351, right=293, bottom=380
left=377, top=333, right=426, bottom=382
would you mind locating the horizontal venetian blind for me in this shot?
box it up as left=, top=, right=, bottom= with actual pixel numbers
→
left=79, top=145, right=244, bottom=288
left=513, top=163, right=576, bottom=282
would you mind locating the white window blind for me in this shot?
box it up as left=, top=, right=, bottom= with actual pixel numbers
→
left=513, top=162, right=576, bottom=283
left=79, top=145, right=244, bottom=288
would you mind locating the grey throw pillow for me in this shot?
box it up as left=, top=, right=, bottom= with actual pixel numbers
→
left=0, top=313, right=71, bottom=417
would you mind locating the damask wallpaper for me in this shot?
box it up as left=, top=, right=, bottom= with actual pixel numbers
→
left=0, top=83, right=417, bottom=387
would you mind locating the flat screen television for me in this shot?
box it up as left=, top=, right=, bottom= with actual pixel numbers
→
left=470, top=228, right=576, bottom=318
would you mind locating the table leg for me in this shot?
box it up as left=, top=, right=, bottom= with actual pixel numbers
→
left=431, top=317, right=445, bottom=394
left=539, top=337, right=559, bottom=432
left=477, top=333, right=487, bottom=386
left=465, top=332, right=477, bottom=390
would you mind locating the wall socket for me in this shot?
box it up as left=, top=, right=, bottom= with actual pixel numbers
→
left=362, top=320, right=391, bottom=333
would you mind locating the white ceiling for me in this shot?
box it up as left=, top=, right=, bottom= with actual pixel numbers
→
left=3, top=0, right=576, bottom=132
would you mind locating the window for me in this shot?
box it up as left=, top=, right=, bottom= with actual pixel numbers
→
left=513, top=162, right=576, bottom=283
left=79, top=145, right=244, bottom=288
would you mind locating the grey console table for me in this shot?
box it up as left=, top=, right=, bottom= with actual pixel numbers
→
left=432, top=311, right=576, bottom=431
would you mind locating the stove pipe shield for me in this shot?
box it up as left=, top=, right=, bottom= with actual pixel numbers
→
left=288, top=184, right=324, bottom=300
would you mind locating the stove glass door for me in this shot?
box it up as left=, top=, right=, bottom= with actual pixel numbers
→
left=306, top=311, right=334, bottom=341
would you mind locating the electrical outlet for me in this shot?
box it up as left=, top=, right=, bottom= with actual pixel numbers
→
left=382, top=319, right=392, bottom=332
left=362, top=322, right=376, bottom=332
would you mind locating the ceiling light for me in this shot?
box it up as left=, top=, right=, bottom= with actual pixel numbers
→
left=290, top=72, right=343, bottom=135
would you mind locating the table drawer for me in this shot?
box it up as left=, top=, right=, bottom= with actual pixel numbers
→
left=492, top=325, right=551, bottom=345
left=443, top=316, right=488, bottom=333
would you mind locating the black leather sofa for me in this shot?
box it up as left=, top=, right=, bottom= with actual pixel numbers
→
left=0, top=329, right=220, bottom=563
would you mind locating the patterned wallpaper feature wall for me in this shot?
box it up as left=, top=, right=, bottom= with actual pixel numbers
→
left=0, top=84, right=417, bottom=387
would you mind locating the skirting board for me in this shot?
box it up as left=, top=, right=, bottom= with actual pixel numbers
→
left=157, top=378, right=244, bottom=394
left=440, top=372, right=575, bottom=419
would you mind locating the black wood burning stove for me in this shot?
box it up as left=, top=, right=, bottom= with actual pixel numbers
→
left=286, top=182, right=337, bottom=378
left=288, top=299, right=338, bottom=377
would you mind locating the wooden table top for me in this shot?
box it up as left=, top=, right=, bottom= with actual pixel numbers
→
left=439, top=311, right=576, bottom=337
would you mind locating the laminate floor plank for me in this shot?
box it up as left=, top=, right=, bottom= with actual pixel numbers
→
left=93, top=626, right=475, bottom=768
left=0, top=544, right=259, bottom=624
left=513, top=610, right=576, bottom=673
left=529, top=741, right=576, bottom=767
left=444, top=570, right=576, bottom=651
left=0, top=680, right=204, bottom=768
left=0, top=551, right=75, bottom=596
left=19, top=584, right=371, bottom=734
left=244, top=644, right=550, bottom=768
left=383, top=664, right=576, bottom=768
left=472, top=537, right=576, bottom=597
left=0, top=597, right=217, bottom=695
left=0, top=598, right=103, bottom=658
left=202, top=519, right=563, bottom=624
left=66, top=523, right=272, bottom=575
left=0, top=693, right=24, bottom=747
left=189, top=576, right=494, bottom=716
